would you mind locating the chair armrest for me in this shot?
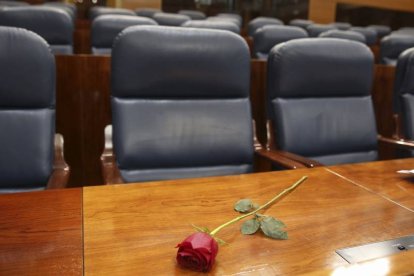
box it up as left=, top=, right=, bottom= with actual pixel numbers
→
left=254, top=148, right=308, bottom=169
left=100, top=125, right=124, bottom=184
left=47, top=133, right=70, bottom=189
left=378, top=135, right=414, bottom=150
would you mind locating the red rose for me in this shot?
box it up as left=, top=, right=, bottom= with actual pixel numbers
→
left=176, top=232, right=219, bottom=272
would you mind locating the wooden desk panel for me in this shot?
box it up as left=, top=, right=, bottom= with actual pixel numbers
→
left=83, top=168, right=414, bottom=275
left=0, top=188, right=83, bottom=275
left=327, top=158, right=414, bottom=211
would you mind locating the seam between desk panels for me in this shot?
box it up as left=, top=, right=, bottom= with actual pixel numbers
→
left=81, top=188, right=85, bottom=276
left=325, top=168, right=414, bottom=213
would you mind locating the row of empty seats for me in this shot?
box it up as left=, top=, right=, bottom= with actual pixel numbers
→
left=2, top=22, right=414, bottom=192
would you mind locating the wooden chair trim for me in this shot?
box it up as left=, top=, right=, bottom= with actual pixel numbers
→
left=100, top=125, right=124, bottom=185
left=47, top=133, right=70, bottom=189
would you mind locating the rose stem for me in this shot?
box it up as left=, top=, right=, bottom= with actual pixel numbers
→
left=209, top=176, right=308, bottom=236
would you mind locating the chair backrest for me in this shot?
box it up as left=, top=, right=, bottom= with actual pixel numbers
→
left=349, top=27, right=378, bottom=46
left=267, top=38, right=378, bottom=165
left=253, top=25, right=308, bottom=59
left=367, top=25, right=391, bottom=39
left=289, top=19, right=313, bottom=29
left=182, top=20, right=240, bottom=34
left=43, top=2, right=76, bottom=22
left=217, top=13, right=242, bottom=25
left=91, top=14, right=157, bottom=55
left=248, top=16, right=283, bottom=37
left=393, top=48, right=414, bottom=139
left=178, top=9, right=206, bottom=20
left=319, top=30, right=366, bottom=44
left=306, top=24, right=337, bottom=37
left=135, top=8, right=160, bottom=18
left=153, top=12, right=190, bottom=26
left=0, top=0, right=28, bottom=7
left=0, top=26, right=55, bottom=193
left=380, top=34, right=414, bottom=65
left=0, top=6, right=73, bottom=54
left=111, top=25, right=253, bottom=182
left=89, top=7, right=135, bottom=21
left=207, top=16, right=241, bottom=28
left=329, top=22, right=351, bottom=30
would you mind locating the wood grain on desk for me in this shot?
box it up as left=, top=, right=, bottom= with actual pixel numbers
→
left=83, top=168, right=414, bottom=275
left=0, top=188, right=83, bottom=275
left=327, top=158, right=414, bottom=211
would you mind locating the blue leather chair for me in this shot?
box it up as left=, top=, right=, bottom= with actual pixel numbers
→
left=253, top=25, right=308, bottom=59
left=349, top=27, right=378, bottom=46
left=43, top=2, right=76, bottom=22
left=0, top=0, right=28, bottom=7
left=153, top=12, right=190, bottom=26
left=0, top=26, right=69, bottom=193
left=182, top=20, right=240, bottom=34
left=319, top=30, right=366, bottom=44
left=178, top=10, right=206, bottom=20
left=89, top=7, right=135, bottom=21
left=0, top=6, right=74, bottom=54
left=217, top=13, right=242, bottom=26
left=289, top=19, right=313, bottom=29
left=248, top=16, right=283, bottom=37
left=329, top=22, right=351, bottom=30
left=306, top=24, right=337, bottom=37
left=135, top=8, right=160, bottom=18
left=207, top=16, right=241, bottom=29
left=393, top=48, right=414, bottom=142
left=102, top=25, right=301, bottom=184
left=380, top=34, right=414, bottom=65
left=266, top=38, right=379, bottom=166
left=367, top=25, right=391, bottom=39
left=91, top=14, right=157, bottom=55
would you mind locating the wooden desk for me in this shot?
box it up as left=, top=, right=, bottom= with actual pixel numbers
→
left=0, top=188, right=83, bottom=275
left=83, top=166, right=414, bottom=274
left=328, top=158, right=414, bottom=211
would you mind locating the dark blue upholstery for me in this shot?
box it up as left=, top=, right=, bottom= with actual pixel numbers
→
left=319, top=30, right=366, bottom=44
left=0, top=6, right=73, bottom=54
left=182, top=20, right=240, bottom=34
left=89, top=7, right=135, bottom=21
left=91, top=14, right=157, bottom=55
left=267, top=38, right=378, bottom=165
left=178, top=10, right=206, bottom=20
left=329, top=22, right=351, bottom=30
left=111, top=25, right=253, bottom=182
left=380, top=34, right=414, bottom=65
left=349, top=27, right=378, bottom=46
left=135, top=8, right=160, bottom=18
left=248, top=16, right=283, bottom=37
left=0, top=0, right=28, bottom=7
left=0, top=26, right=55, bottom=193
left=367, top=25, right=391, bottom=38
left=43, top=2, right=76, bottom=22
left=306, top=24, right=337, bottom=37
left=253, top=25, right=308, bottom=59
left=153, top=12, right=190, bottom=26
left=289, top=19, right=313, bottom=29
left=217, top=13, right=242, bottom=25
left=393, top=48, right=414, bottom=140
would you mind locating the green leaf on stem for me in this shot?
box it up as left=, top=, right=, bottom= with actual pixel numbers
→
left=234, top=199, right=254, bottom=213
left=241, top=219, right=260, bottom=235
left=260, top=217, right=288, bottom=240
left=214, top=236, right=227, bottom=245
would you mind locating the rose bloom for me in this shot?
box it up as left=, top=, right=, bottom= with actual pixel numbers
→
left=176, top=232, right=219, bottom=272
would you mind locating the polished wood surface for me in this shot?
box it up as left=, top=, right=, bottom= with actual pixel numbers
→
left=305, top=249, right=414, bottom=275
left=83, top=167, right=414, bottom=275
left=309, top=0, right=414, bottom=23
left=0, top=188, right=83, bottom=275
left=328, top=158, right=414, bottom=211
left=56, top=55, right=111, bottom=186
